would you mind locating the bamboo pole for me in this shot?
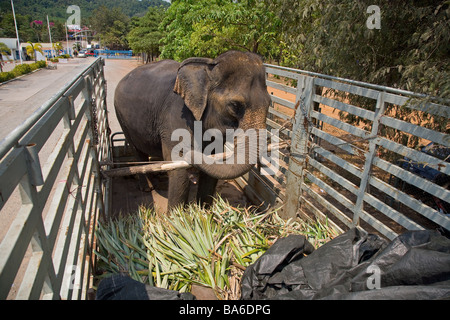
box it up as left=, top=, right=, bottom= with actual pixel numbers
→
left=102, top=142, right=289, bottom=178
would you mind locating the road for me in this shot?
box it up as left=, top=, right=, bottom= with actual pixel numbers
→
left=0, top=56, right=140, bottom=239
left=0, top=58, right=94, bottom=141
left=0, top=57, right=140, bottom=299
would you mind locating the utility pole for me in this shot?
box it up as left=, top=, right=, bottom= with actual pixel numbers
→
left=65, top=22, right=69, bottom=56
left=47, top=15, right=53, bottom=58
left=10, top=0, right=23, bottom=64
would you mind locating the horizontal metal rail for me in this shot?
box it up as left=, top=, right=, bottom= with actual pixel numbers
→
left=243, top=63, right=450, bottom=240
left=0, top=57, right=110, bottom=299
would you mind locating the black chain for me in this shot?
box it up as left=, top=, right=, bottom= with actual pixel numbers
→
left=91, top=97, right=99, bottom=146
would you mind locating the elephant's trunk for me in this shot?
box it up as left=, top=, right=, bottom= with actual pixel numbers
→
left=190, top=118, right=266, bottom=180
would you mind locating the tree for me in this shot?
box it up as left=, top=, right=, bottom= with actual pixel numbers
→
left=53, top=42, right=64, bottom=56
left=270, top=0, right=450, bottom=100
left=26, top=42, right=43, bottom=62
left=90, top=6, right=130, bottom=50
left=269, top=0, right=449, bottom=151
left=160, top=0, right=282, bottom=61
left=0, top=42, right=11, bottom=72
left=127, top=7, right=166, bottom=63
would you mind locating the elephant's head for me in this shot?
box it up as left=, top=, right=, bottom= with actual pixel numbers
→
left=174, top=50, right=271, bottom=179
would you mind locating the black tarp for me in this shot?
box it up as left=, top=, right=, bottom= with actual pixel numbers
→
left=96, top=274, right=196, bottom=300
left=96, top=228, right=450, bottom=300
left=240, top=228, right=450, bottom=300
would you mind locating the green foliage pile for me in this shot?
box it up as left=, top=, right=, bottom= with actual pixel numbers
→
left=95, top=196, right=338, bottom=299
left=0, top=60, right=46, bottom=83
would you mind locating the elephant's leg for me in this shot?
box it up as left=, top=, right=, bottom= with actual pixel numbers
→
left=167, top=169, right=190, bottom=210
left=162, top=143, right=190, bottom=210
left=116, top=111, right=154, bottom=192
left=196, top=172, right=218, bottom=206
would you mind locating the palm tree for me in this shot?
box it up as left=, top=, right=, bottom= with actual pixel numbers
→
left=53, top=42, right=63, bottom=56
left=0, top=42, right=11, bottom=72
left=26, top=41, right=43, bottom=62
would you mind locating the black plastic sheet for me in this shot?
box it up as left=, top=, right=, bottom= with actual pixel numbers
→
left=240, top=228, right=450, bottom=300
left=96, top=274, right=196, bottom=300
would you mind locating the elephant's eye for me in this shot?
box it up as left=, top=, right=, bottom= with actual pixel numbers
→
left=228, top=101, right=245, bottom=118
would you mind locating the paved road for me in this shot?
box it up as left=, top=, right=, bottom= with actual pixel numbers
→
left=0, top=58, right=95, bottom=141
left=0, top=57, right=139, bottom=232
left=0, top=57, right=139, bottom=298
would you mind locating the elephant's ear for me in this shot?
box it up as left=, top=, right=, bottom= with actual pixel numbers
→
left=174, top=58, right=215, bottom=121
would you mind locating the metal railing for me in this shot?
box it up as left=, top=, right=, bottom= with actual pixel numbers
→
left=0, top=57, right=110, bottom=299
left=237, top=63, right=450, bottom=240
left=93, top=50, right=133, bottom=59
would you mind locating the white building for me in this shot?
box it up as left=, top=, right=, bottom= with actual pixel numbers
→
left=0, top=38, right=25, bottom=61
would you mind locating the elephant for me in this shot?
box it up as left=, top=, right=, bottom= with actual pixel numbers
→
left=114, top=50, right=271, bottom=210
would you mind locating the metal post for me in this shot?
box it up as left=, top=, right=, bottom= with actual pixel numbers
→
left=24, top=143, right=44, bottom=186
left=352, top=91, right=386, bottom=226
left=10, top=0, right=22, bottom=64
left=47, top=15, right=54, bottom=58
left=282, top=75, right=315, bottom=219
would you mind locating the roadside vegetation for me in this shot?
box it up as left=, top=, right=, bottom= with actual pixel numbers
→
left=0, top=60, right=46, bottom=83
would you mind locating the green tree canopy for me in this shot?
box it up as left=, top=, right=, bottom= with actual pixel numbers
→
left=270, top=0, right=450, bottom=100
left=90, top=6, right=130, bottom=50
left=160, top=0, right=282, bottom=61
left=127, top=7, right=166, bottom=62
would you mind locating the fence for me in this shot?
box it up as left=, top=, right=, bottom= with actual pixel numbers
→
left=0, top=57, right=110, bottom=299
left=93, top=50, right=133, bottom=59
left=236, top=64, right=450, bottom=240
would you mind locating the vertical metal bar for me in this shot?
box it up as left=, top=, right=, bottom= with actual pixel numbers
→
left=282, top=75, right=314, bottom=219
left=24, top=143, right=44, bottom=186
left=352, top=91, right=385, bottom=226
